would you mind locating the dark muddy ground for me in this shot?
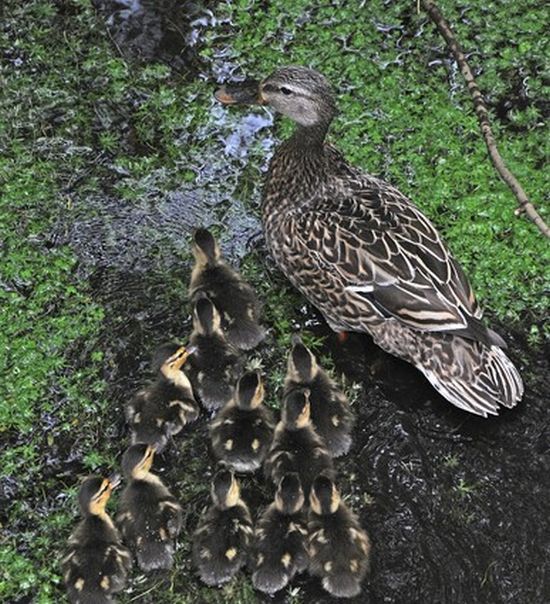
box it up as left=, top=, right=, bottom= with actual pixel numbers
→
left=2, top=1, right=549, bottom=603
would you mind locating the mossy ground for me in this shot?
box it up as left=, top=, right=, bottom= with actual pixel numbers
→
left=0, top=1, right=548, bottom=602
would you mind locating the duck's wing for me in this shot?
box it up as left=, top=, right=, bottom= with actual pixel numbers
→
left=290, top=178, right=504, bottom=347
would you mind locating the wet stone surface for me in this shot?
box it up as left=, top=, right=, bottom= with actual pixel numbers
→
left=91, top=0, right=212, bottom=73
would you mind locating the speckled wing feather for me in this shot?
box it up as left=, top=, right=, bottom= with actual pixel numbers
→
left=289, top=176, right=497, bottom=343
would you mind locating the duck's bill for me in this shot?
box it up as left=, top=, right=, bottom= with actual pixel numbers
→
left=214, top=79, right=265, bottom=105
left=108, top=473, right=122, bottom=489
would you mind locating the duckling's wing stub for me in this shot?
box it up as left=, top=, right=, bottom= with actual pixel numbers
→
left=292, top=188, right=493, bottom=343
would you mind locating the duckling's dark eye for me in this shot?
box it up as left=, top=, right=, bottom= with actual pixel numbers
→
left=280, top=86, right=293, bottom=96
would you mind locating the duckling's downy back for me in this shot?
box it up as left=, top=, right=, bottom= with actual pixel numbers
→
left=190, top=228, right=265, bottom=350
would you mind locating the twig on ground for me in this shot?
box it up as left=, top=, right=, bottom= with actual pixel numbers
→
left=421, top=0, right=549, bottom=238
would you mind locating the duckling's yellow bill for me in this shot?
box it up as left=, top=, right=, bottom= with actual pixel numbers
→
left=214, top=79, right=266, bottom=105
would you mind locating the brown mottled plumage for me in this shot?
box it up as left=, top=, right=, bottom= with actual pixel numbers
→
left=215, top=66, right=523, bottom=417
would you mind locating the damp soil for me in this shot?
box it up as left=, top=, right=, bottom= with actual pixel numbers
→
left=4, top=2, right=549, bottom=603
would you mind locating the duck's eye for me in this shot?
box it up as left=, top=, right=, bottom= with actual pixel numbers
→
left=280, top=86, right=293, bottom=96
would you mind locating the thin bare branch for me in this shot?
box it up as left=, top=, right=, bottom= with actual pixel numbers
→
left=421, top=0, right=549, bottom=238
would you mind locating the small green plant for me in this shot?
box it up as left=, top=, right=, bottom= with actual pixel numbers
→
left=455, top=478, right=478, bottom=497
left=443, top=454, right=460, bottom=469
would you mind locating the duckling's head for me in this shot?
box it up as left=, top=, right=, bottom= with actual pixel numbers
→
left=212, top=469, right=240, bottom=509
left=236, top=371, right=264, bottom=410
left=153, top=342, right=194, bottom=383
left=192, top=228, right=220, bottom=267
left=275, top=473, right=305, bottom=514
left=121, top=443, right=156, bottom=480
left=216, top=66, right=336, bottom=128
left=193, top=293, right=222, bottom=336
left=78, top=474, right=120, bottom=516
left=288, top=336, right=318, bottom=382
left=282, top=388, right=311, bottom=430
left=310, top=474, right=341, bottom=515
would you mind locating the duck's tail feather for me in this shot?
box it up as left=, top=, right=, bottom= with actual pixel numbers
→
left=67, top=590, right=114, bottom=604
left=252, top=564, right=290, bottom=594
left=137, top=541, right=174, bottom=571
left=227, top=321, right=265, bottom=351
left=420, top=340, right=523, bottom=417
left=199, top=380, right=234, bottom=411
left=322, top=572, right=362, bottom=598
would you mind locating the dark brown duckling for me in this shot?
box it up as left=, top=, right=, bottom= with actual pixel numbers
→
left=117, top=444, right=182, bottom=572
left=209, top=371, right=275, bottom=472
left=125, top=343, right=199, bottom=452
left=62, top=475, right=132, bottom=604
left=185, top=293, right=243, bottom=411
left=264, top=388, right=335, bottom=497
left=252, top=473, right=309, bottom=594
left=285, top=336, right=354, bottom=457
left=308, top=475, right=371, bottom=598
left=192, top=469, right=254, bottom=586
left=190, top=228, right=265, bottom=350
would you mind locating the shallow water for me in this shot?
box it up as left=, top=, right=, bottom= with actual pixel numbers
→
left=15, top=2, right=549, bottom=603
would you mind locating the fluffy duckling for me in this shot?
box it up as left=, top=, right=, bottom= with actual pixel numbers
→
left=62, top=475, right=132, bottom=604
left=117, top=444, right=182, bottom=571
left=186, top=293, right=243, bottom=410
left=264, top=388, right=335, bottom=496
left=192, top=469, right=254, bottom=585
left=285, top=337, right=354, bottom=457
left=308, top=475, right=371, bottom=598
left=190, top=228, right=265, bottom=350
left=125, top=343, right=199, bottom=452
left=209, top=371, right=275, bottom=472
left=252, top=473, right=309, bottom=594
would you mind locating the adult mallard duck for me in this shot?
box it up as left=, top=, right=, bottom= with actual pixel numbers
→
left=215, top=66, right=523, bottom=417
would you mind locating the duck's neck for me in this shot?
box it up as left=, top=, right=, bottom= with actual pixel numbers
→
left=289, top=121, right=330, bottom=150
left=263, top=119, right=332, bottom=220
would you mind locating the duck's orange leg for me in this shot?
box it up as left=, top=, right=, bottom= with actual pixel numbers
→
left=337, top=331, right=349, bottom=344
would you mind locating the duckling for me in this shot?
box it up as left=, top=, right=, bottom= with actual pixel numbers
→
left=308, top=475, right=371, bottom=598
left=285, top=337, right=354, bottom=457
left=264, top=388, right=335, bottom=496
left=252, top=473, right=309, bottom=594
left=125, top=343, right=199, bottom=452
left=209, top=371, right=275, bottom=472
left=190, top=228, right=265, bottom=350
left=186, top=293, right=243, bottom=410
left=62, top=475, right=132, bottom=604
left=192, top=469, right=254, bottom=586
left=117, top=444, right=182, bottom=571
